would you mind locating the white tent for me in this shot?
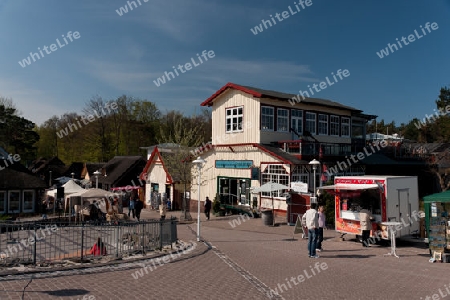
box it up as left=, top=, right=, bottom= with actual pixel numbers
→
left=67, top=188, right=119, bottom=215
left=46, top=179, right=85, bottom=197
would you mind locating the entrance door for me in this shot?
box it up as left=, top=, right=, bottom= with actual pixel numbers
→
left=218, top=177, right=251, bottom=206
left=398, top=189, right=410, bottom=236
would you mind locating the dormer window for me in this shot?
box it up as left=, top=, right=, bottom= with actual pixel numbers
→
left=226, top=106, right=243, bottom=133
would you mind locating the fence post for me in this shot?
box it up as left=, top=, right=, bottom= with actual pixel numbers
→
left=159, top=220, right=163, bottom=250
left=81, top=223, right=84, bottom=261
left=142, top=222, right=145, bottom=255
left=116, top=225, right=119, bottom=258
left=33, top=222, right=37, bottom=265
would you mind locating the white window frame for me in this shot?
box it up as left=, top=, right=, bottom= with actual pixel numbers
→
left=330, top=115, right=340, bottom=136
left=261, top=106, right=274, bottom=131
left=22, top=190, right=35, bottom=213
left=277, top=108, right=289, bottom=132
left=305, top=112, right=316, bottom=135
left=8, top=190, right=20, bottom=214
left=226, top=106, right=244, bottom=133
left=341, top=117, right=350, bottom=137
left=291, top=109, right=303, bottom=135
left=318, top=114, right=328, bottom=135
left=261, top=165, right=289, bottom=198
left=0, top=191, right=5, bottom=213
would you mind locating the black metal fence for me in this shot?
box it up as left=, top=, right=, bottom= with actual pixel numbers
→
left=0, top=218, right=178, bottom=266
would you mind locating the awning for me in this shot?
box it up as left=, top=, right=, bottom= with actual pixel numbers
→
left=319, top=184, right=380, bottom=191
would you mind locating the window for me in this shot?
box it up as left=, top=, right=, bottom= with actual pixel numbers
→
left=226, top=106, right=243, bottom=133
left=8, top=190, right=20, bottom=213
left=341, top=117, right=350, bottom=137
left=318, top=114, right=328, bottom=135
left=305, top=112, right=316, bottom=134
left=291, top=165, right=309, bottom=185
left=330, top=115, right=340, bottom=136
left=277, top=109, right=288, bottom=132
left=261, top=165, right=289, bottom=198
left=291, top=109, right=303, bottom=135
left=261, top=106, right=274, bottom=130
left=351, top=119, right=365, bottom=139
left=0, top=191, right=5, bottom=213
left=23, top=190, right=35, bottom=213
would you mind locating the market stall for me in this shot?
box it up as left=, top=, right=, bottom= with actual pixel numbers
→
left=423, top=190, right=450, bottom=262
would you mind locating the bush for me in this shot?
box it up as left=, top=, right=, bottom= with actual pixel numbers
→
left=213, top=194, right=221, bottom=213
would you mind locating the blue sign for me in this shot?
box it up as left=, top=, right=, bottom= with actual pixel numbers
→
left=215, top=160, right=253, bottom=169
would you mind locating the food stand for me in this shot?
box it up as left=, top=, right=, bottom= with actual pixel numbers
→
left=319, top=175, right=419, bottom=241
left=423, top=190, right=450, bottom=262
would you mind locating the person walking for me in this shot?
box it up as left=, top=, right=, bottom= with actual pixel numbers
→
left=359, top=206, right=374, bottom=247
left=128, top=196, right=135, bottom=219
left=316, top=205, right=326, bottom=252
left=204, top=196, right=212, bottom=220
left=305, top=202, right=319, bottom=258
left=134, top=198, right=143, bottom=222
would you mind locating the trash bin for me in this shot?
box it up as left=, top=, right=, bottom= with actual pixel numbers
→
left=261, top=210, right=273, bottom=226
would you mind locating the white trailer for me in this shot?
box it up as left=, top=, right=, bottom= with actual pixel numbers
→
left=319, top=175, right=419, bottom=240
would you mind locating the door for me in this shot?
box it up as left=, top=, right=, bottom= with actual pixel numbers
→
left=291, top=115, right=302, bottom=140
left=398, top=189, right=410, bottom=236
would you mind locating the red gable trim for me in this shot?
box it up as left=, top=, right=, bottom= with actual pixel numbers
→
left=139, top=147, right=173, bottom=184
left=200, top=82, right=262, bottom=107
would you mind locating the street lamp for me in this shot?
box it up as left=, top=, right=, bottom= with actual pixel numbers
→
left=192, top=156, right=206, bottom=242
left=93, top=170, right=101, bottom=189
left=309, top=159, right=320, bottom=203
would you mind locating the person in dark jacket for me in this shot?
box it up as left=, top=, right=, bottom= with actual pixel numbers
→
left=134, top=198, right=143, bottom=222
left=204, top=197, right=212, bottom=220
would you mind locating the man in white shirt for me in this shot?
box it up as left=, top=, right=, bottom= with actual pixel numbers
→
left=305, top=202, right=320, bottom=258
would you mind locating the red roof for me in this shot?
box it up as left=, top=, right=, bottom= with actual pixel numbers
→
left=200, top=82, right=262, bottom=107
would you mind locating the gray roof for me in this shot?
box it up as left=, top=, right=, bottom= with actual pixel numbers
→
left=240, top=84, right=362, bottom=113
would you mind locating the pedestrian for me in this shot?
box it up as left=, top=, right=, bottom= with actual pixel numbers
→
left=359, top=205, right=374, bottom=247
left=128, top=195, right=135, bottom=219
left=89, top=237, right=107, bottom=256
left=159, top=199, right=167, bottom=220
left=135, top=198, right=143, bottom=222
left=41, top=199, right=48, bottom=219
left=305, top=202, right=319, bottom=258
left=204, top=196, right=212, bottom=220
left=316, top=205, right=326, bottom=252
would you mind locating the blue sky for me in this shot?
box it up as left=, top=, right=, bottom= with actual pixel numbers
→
left=0, top=0, right=449, bottom=127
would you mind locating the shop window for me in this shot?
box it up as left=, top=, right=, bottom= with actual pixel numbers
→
left=0, top=191, right=5, bottom=213
left=8, top=190, right=20, bottom=213
left=261, top=165, right=289, bottom=198
left=23, top=190, right=35, bottom=213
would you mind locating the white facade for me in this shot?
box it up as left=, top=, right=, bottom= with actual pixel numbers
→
left=191, top=82, right=374, bottom=214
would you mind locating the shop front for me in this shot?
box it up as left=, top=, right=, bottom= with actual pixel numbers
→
left=217, top=177, right=251, bottom=206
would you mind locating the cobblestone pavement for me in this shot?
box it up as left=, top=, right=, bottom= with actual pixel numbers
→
left=1, top=209, right=449, bottom=300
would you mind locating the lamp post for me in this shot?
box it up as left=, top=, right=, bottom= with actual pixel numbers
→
left=192, top=157, right=206, bottom=242
left=49, top=170, right=52, bottom=187
left=93, top=170, right=101, bottom=189
left=309, top=159, right=320, bottom=203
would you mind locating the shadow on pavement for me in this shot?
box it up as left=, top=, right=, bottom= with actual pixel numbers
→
left=44, top=288, right=91, bottom=296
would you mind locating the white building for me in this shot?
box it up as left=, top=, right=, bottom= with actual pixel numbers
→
left=189, top=82, right=376, bottom=217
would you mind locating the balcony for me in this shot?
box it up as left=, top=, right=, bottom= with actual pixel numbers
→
left=277, top=139, right=366, bottom=159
